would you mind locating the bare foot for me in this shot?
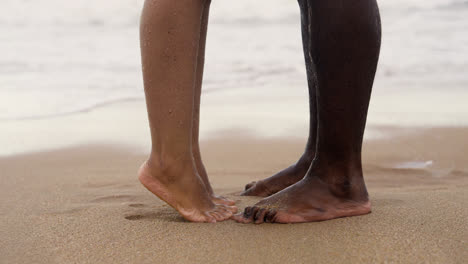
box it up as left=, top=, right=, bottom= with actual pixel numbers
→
left=241, top=155, right=313, bottom=197
left=233, top=175, right=370, bottom=224
left=138, top=161, right=237, bottom=223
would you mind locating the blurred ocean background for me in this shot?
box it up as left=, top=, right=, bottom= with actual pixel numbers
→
left=1, top=0, right=467, bottom=119
left=1, top=0, right=468, bottom=154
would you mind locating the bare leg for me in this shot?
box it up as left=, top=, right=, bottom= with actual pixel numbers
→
left=234, top=0, right=381, bottom=224
left=192, top=0, right=235, bottom=205
left=138, top=0, right=236, bottom=223
left=242, top=0, right=318, bottom=197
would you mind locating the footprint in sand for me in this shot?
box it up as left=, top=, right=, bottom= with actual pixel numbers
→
left=128, top=203, right=146, bottom=208
left=83, top=182, right=136, bottom=189
left=124, top=206, right=183, bottom=222
left=90, top=194, right=139, bottom=203
left=125, top=214, right=146, bottom=220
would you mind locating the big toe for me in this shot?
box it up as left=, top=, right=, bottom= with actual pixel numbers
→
left=245, top=181, right=256, bottom=190
left=231, top=212, right=253, bottom=223
left=240, top=182, right=270, bottom=197
left=232, top=206, right=259, bottom=224
left=240, top=185, right=260, bottom=196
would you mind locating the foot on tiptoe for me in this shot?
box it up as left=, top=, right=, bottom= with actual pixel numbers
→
left=139, top=160, right=237, bottom=223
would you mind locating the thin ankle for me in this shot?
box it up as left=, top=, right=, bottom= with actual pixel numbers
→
left=148, top=150, right=192, bottom=169
left=307, top=155, right=368, bottom=201
left=145, top=153, right=195, bottom=183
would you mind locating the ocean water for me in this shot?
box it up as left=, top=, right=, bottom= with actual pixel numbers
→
left=1, top=0, right=467, bottom=123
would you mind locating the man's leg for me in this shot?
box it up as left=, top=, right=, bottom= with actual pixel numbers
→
left=234, top=0, right=381, bottom=224
left=138, top=0, right=236, bottom=223
left=191, top=0, right=235, bottom=205
left=241, top=0, right=318, bottom=197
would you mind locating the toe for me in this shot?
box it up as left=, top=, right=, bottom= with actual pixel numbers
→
left=241, top=181, right=271, bottom=197
left=225, top=205, right=238, bottom=214
left=203, top=212, right=217, bottom=223
left=254, top=208, right=268, bottom=224
left=231, top=213, right=247, bottom=223
left=212, top=205, right=234, bottom=221
left=240, top=186, right=257, bottom=196
left=265, top=209, right=277, bottom=223
left=216, top=205, right=229, bottom=214
left=232, top=207, right=255, bottom=223
left=244, top=207, right=261, bottom=223
left=210, top=211, right=224, bottom=222
left=245, top=181, right=256, bottom=190
left=243, top=206, right=253, bottom=219
left=217, top=206, right=234, bottom=218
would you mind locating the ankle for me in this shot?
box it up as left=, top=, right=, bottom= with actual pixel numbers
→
left=309, top=155, right=368, bottom=201
left=144, top=153, right=193, bottom=183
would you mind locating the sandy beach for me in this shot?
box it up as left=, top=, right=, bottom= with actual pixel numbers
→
left=1, top=124, right=467, bottom=263
left=1, top=0, right=467, bottom=262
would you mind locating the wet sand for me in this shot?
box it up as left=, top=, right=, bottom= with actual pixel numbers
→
left=0, top=126, right=467, bottom=263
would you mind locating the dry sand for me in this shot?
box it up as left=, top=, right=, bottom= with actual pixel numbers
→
left=1, top=126, right=467, bottom=263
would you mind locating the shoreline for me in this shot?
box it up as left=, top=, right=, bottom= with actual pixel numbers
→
left=1, top=125, right=467, bottom=263
left=2, top=91, right=468, bottom=156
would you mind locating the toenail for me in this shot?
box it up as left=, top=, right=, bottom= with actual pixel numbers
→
left=244, top=207, right=252, bottom=218
left=266, top=210, right=276, bottom=222
left=250, top=207, right=259, bottom=218
left=254, top=209, right=266, bottom=222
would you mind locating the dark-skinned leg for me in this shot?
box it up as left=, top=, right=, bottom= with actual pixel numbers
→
left=233, top=0, right=381, bottom=224
left=241, top=0, right=318, bottom=197
left=192, top=0, right=235, bottom=205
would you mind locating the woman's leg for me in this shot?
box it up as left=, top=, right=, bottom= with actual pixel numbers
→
left=191, top=0, right=235, bottom=205
left=241, top=0, right=318, bottom=197
left=138, top=0, right=236, bottom=223
left=234, top=0, right=381, bottom=224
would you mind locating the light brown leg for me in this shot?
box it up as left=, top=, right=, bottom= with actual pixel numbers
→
left=139, top=0, right=236, bottom=223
